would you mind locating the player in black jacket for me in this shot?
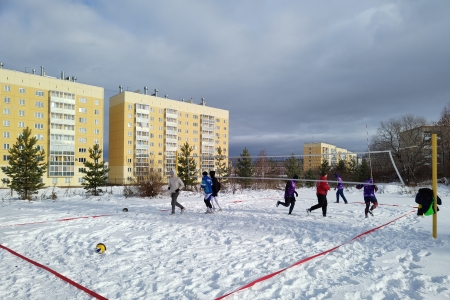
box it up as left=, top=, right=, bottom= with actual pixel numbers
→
left=210, top=170, right=222, bottom=211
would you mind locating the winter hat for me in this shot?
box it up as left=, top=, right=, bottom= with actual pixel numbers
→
left=169, top=170, right=174, bottom=175
left=202, top=171, right=208, bottom=176
left=334, top=173, right=339, bottom=178
left=293, top=174, right=299, bottom=180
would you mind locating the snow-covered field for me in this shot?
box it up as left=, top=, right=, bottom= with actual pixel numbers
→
left=0, top=183, right=449, bottom=300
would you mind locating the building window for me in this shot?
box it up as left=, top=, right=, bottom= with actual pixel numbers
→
left=4, top=97, right=10, bottom=103
left=19, top=99, right=25, bottom=105
left=79, top=128, right=87, bottom=133
left=18, top=122, right=25, bottom=128
left=193, top=123, right=198, bottom=127
left=159, top=118, right=162, bottom=122
left=35, top=91, right=44, bottom=97
left=185, top=113, right=189, bottom=118
left=34, top=112, right=44, bottom=118
left=127, top=158, right=132, bottom=163
left=79, top=118, right=87, bottom=123
left=185, top=122, right=189, bottom=125
left=127, top=167, right=132, bottom=172
left=158, top=143, right=162, bottom=147
left=159, top=109, right=162, bottom=114
left=224, top=120, right=227, bottom=123
left=3, top=108, right=10, bottom=115
left=3, top=155, right=9, bottom=161
left=52, top=178, right=58, bottom=184
left=94, top=100, right=100, bottom=105
left=78, top=107, right=87, bottom=113
left=128, top=131, right=132, bottom=136
left=215, top=126, right=220, bottom=130
left=65, top=178, right=71, bottom=183
left=94, top=129, right=100, bottom=135
left=35, top=101, right=44, bottom=108
left=79, top=158, right=86, bottom=163
left=79, top=148, right=87, bottom=153
left=128, top=150, right=132, bottom=154
left=3, top=144, right=10, bottom=150
left=4, top=85, right=11, bottom=92
left=128, top=104, right=132, bottom=110
left=19, top=88, right=26, bottom=94
left=79, top=138, right=87, bottom=143
left=185, top=130, right=188, bottom=133
left=3, top=120, right=10, bottom=126
left=95, top=119, right=100, bottom=125
left=19, top=110, right=25, bottom=117
left=128, top=122, right=132, bottom=127
left=79, top=97, right=87, bottom=103
left=158, top=134, right=162, bottom=139
left=94, top=139, right=99, bottom=144
left=158, top=126, right=162, bottom=130
left=3, top=132, right=10, bottom=138
left=128, top=141, right=132, bottom=145
left=128, top=113, right=132, bottom=118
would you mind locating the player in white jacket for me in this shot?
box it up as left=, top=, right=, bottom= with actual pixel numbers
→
left=168, top=170, right=185, bottom=215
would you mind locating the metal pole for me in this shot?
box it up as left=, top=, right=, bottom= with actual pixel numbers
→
left=388, top=151, right=405, bottom=185
left=432, top=134, right=438, bottom=239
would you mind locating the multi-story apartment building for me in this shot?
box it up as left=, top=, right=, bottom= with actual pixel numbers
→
left=0, top=64, right=104, bottom=187
left=108, top=89, right=229, bottom=184
left=303, top=142, right=356, bottom=172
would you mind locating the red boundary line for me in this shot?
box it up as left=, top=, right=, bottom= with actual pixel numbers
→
left=215, top=210, right=415, bottom=300
left=1, top=214, right=113, bottom=227
left=0, top=244, right=108, bottom=300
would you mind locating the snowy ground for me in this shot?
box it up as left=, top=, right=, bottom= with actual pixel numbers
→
left=0, top=183, right=449, bottom=300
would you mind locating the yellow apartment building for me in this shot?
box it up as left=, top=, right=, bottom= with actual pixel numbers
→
left=108, top=89, right=229, bottom=184
left=303, top=142, right=356, bottom=172
left=0, top=64, right=104, bottom=187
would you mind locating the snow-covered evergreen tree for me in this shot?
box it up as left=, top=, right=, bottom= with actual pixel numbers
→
left=236, top=147, right=254, bottom=188
left=1, top=127, right=47, bottom=200
left=177, top=142, right=198, bottom=189
left=80, top=144, right=109, bottom=196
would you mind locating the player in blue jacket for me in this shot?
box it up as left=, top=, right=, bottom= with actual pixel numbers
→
left=201, top=171, right=214, bottom=214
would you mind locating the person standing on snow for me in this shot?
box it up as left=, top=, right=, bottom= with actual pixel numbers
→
left=334, top=173, right=348, bottom=204
left=307, top=172, right=331, bottom=217
left=356, top=177, right=378, bottom=218
left=168, top=170, right=185, bottom=215
left=201, top=171, right=214, bottom=214
left=276, top=174, right=299, bottom=215
left=209, top=170, right=222, bottom=211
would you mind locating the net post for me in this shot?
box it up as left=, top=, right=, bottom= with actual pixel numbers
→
left=432, top=134, right=438, bottom=239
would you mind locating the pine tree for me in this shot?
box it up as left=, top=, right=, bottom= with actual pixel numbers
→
left=80, top=144, right=109, bottom=196
left=1, top=127, right=47, bottom=200
left=284, top=153, right=302, bottom=179
left=236, top=147, right=254, bottom=189
left=177, top=142, right=198, bottom=189
left=304, top=169, right=315, bottom=187
left=318, top=159, right=331, bottom=176
left=214, top=146, right=229, bottom=183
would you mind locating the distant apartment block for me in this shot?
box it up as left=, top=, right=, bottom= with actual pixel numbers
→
left=108, top=89, right=229, bottom=184
left=0, top=64, right=104, bottom=187
left=303, top=142, right=356, bottom=172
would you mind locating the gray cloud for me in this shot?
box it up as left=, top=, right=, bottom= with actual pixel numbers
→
left=1, top=0, right=449, bottom=157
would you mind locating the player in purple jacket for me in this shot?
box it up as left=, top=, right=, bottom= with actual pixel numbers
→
left=276, top=175, right=299, bottom=215
left=334, top=173, right=348, bottom=204
left=356, top=177, right=378, bottom=218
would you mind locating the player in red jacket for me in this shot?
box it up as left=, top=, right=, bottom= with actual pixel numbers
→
left=307, top=172, right=331, bottom=217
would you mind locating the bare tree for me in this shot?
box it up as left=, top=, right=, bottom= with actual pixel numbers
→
left=371, top=114, right=428, bottom=184
left=254, top=150, right=270, bottom=188
left=435, top=101, right=450, bottom=177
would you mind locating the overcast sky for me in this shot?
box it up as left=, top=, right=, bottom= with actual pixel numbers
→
left=1, top=0, right=449, bottom=157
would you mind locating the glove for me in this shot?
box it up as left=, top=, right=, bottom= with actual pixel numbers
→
left=294, top=191, right=298, bottom=197
left=168, top=187, right=171, bottom=190
left=175, top=189, right=180, bottom=193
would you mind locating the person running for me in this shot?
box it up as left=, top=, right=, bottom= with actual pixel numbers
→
left=334, top=173, right=348, bottom=204
left=356, top=177, right=378, bottom=218
left=209, top=170, right=222, bottom=211
left=307, top=172, right=330, bottom=217
left=276, top=175, right=299, bottom=215
left=168, top=170, right=185, bottom=215
left=201, top=171, right=214, bottom=214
